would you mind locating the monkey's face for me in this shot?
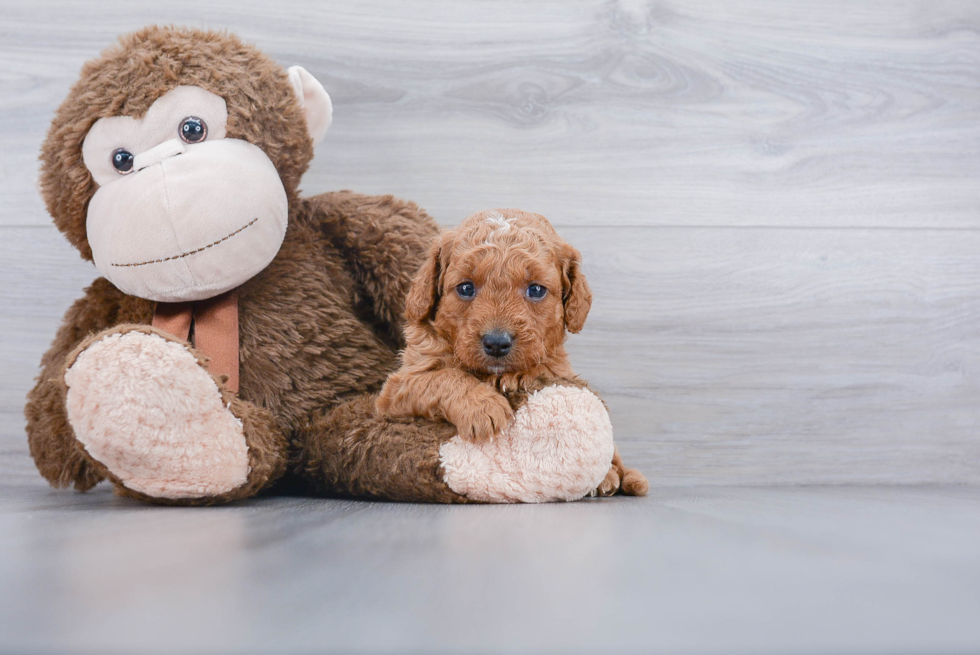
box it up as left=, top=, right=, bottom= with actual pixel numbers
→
left=81, top=85, right=288, bottom=302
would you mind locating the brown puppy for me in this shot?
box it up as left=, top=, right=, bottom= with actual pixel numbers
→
left=377, top=208, right=647, bottom=496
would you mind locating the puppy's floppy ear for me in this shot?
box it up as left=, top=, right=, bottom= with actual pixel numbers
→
left=560, top=243, right=592, bottom=333
left=404, top=232, right=451, bottom=323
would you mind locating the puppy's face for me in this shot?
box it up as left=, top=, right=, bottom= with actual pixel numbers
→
left=405, top=209, right=592, bottom=376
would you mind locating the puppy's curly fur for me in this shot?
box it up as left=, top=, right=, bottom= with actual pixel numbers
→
left=377, top=209, right=647, bottom=496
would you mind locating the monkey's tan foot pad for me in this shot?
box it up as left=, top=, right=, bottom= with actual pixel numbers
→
left=439, top=385, right=615, bottom=503
left=64, top=330, right=250, bottom=499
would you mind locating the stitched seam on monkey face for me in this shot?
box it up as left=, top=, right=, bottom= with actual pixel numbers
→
left=159, top=161, right=197, bottom=285
left=111, top=218, right=259, bottom=267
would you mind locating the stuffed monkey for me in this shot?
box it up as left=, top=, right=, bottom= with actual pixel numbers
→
left=27, top=26, right=642, bottom=505
left=26, top=26, right=440, bottom=504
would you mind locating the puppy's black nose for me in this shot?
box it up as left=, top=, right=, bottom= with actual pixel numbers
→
left=482, top=330, right=513, bottom=358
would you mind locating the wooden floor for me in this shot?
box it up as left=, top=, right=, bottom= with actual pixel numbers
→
left=2, top=480, right=979, bottom=654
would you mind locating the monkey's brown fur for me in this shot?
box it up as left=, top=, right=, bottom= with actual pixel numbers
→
left=26, top=26, right=440, bottom=504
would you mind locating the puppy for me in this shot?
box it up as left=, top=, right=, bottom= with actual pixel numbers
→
left=376, top=208, right=647, bottom=496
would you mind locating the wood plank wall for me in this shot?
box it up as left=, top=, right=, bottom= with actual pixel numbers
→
left=2, top=0, right=978, bottom=485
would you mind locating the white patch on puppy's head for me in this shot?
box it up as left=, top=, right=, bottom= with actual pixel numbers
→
left=484, top=210, right=513, bottom=232
left=482, top=210, right=516, bottom=245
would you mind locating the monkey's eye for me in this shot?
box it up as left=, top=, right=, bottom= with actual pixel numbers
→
left=526, top=283, right=547, bottom=300
left=179, top=117, right=208, bottom=143
left=456, top=282, right=476, bottom=299
left=111, top=148, right=134, bottom=174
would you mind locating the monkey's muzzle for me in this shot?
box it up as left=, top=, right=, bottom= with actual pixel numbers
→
left=87, top=138, right=289, bottom=302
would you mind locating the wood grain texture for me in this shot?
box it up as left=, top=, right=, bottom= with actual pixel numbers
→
left=565, top=225, right=980, bottom=484
left=2, top=1, right=980, bottom=485
left=1, top=1, right=979, bottom=227
left=2, top=483, right=980, bottom=654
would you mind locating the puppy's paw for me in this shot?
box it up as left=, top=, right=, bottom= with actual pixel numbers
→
left=452, top=390, right=514, bottom=442
left=497, top=372, right=525, bottom=394
left=621, top=468, right=649, bottom=496
left=592, top=465, right=622, bottom=497
left=590, top=451, right=649, bottom=497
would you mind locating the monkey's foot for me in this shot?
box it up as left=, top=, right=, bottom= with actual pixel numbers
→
left=438, top=385, right=615, bottom=503
left=64, top=329, right=250, bottom=500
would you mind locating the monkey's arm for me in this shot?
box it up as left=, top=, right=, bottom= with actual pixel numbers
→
left=304, top=191, right=441, bottom=347
left=25, top=278, right=151, bottom=490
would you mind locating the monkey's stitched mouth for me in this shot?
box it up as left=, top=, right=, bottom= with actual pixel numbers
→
left=110, top=218, right=259, bottom=268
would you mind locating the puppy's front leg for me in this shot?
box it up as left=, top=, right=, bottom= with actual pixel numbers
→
left=377, top=368, right=513, bottom=441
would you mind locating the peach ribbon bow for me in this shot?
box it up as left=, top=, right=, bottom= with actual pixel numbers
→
left=151, top=290, right=240, bottom=393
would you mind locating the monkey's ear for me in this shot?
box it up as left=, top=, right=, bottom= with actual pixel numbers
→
left=287, top=66, right=333, bottom=146
left=560, top=243, right=593, bottom=333
left=404, top=234, right=451, bottom=324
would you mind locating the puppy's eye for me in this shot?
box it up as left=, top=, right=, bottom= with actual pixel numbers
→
left=526, top=283, right=547, bottom=300
left=111, top=148, right=134, bottom=174
left=179, top=117, right=207, bottom=143
left=456, top=282, right=476, bottom=299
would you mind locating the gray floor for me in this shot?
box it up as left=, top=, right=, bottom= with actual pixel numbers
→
left=3, top=479, right=979, bottom=654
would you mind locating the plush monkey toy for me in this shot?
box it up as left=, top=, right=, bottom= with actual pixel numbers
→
left=27, top=26, right=642, bottom=505
left=26, top=26, right=441, bottom=504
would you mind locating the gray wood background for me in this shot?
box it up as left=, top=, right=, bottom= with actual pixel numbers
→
left=2, top=0, right=979, bottom=485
